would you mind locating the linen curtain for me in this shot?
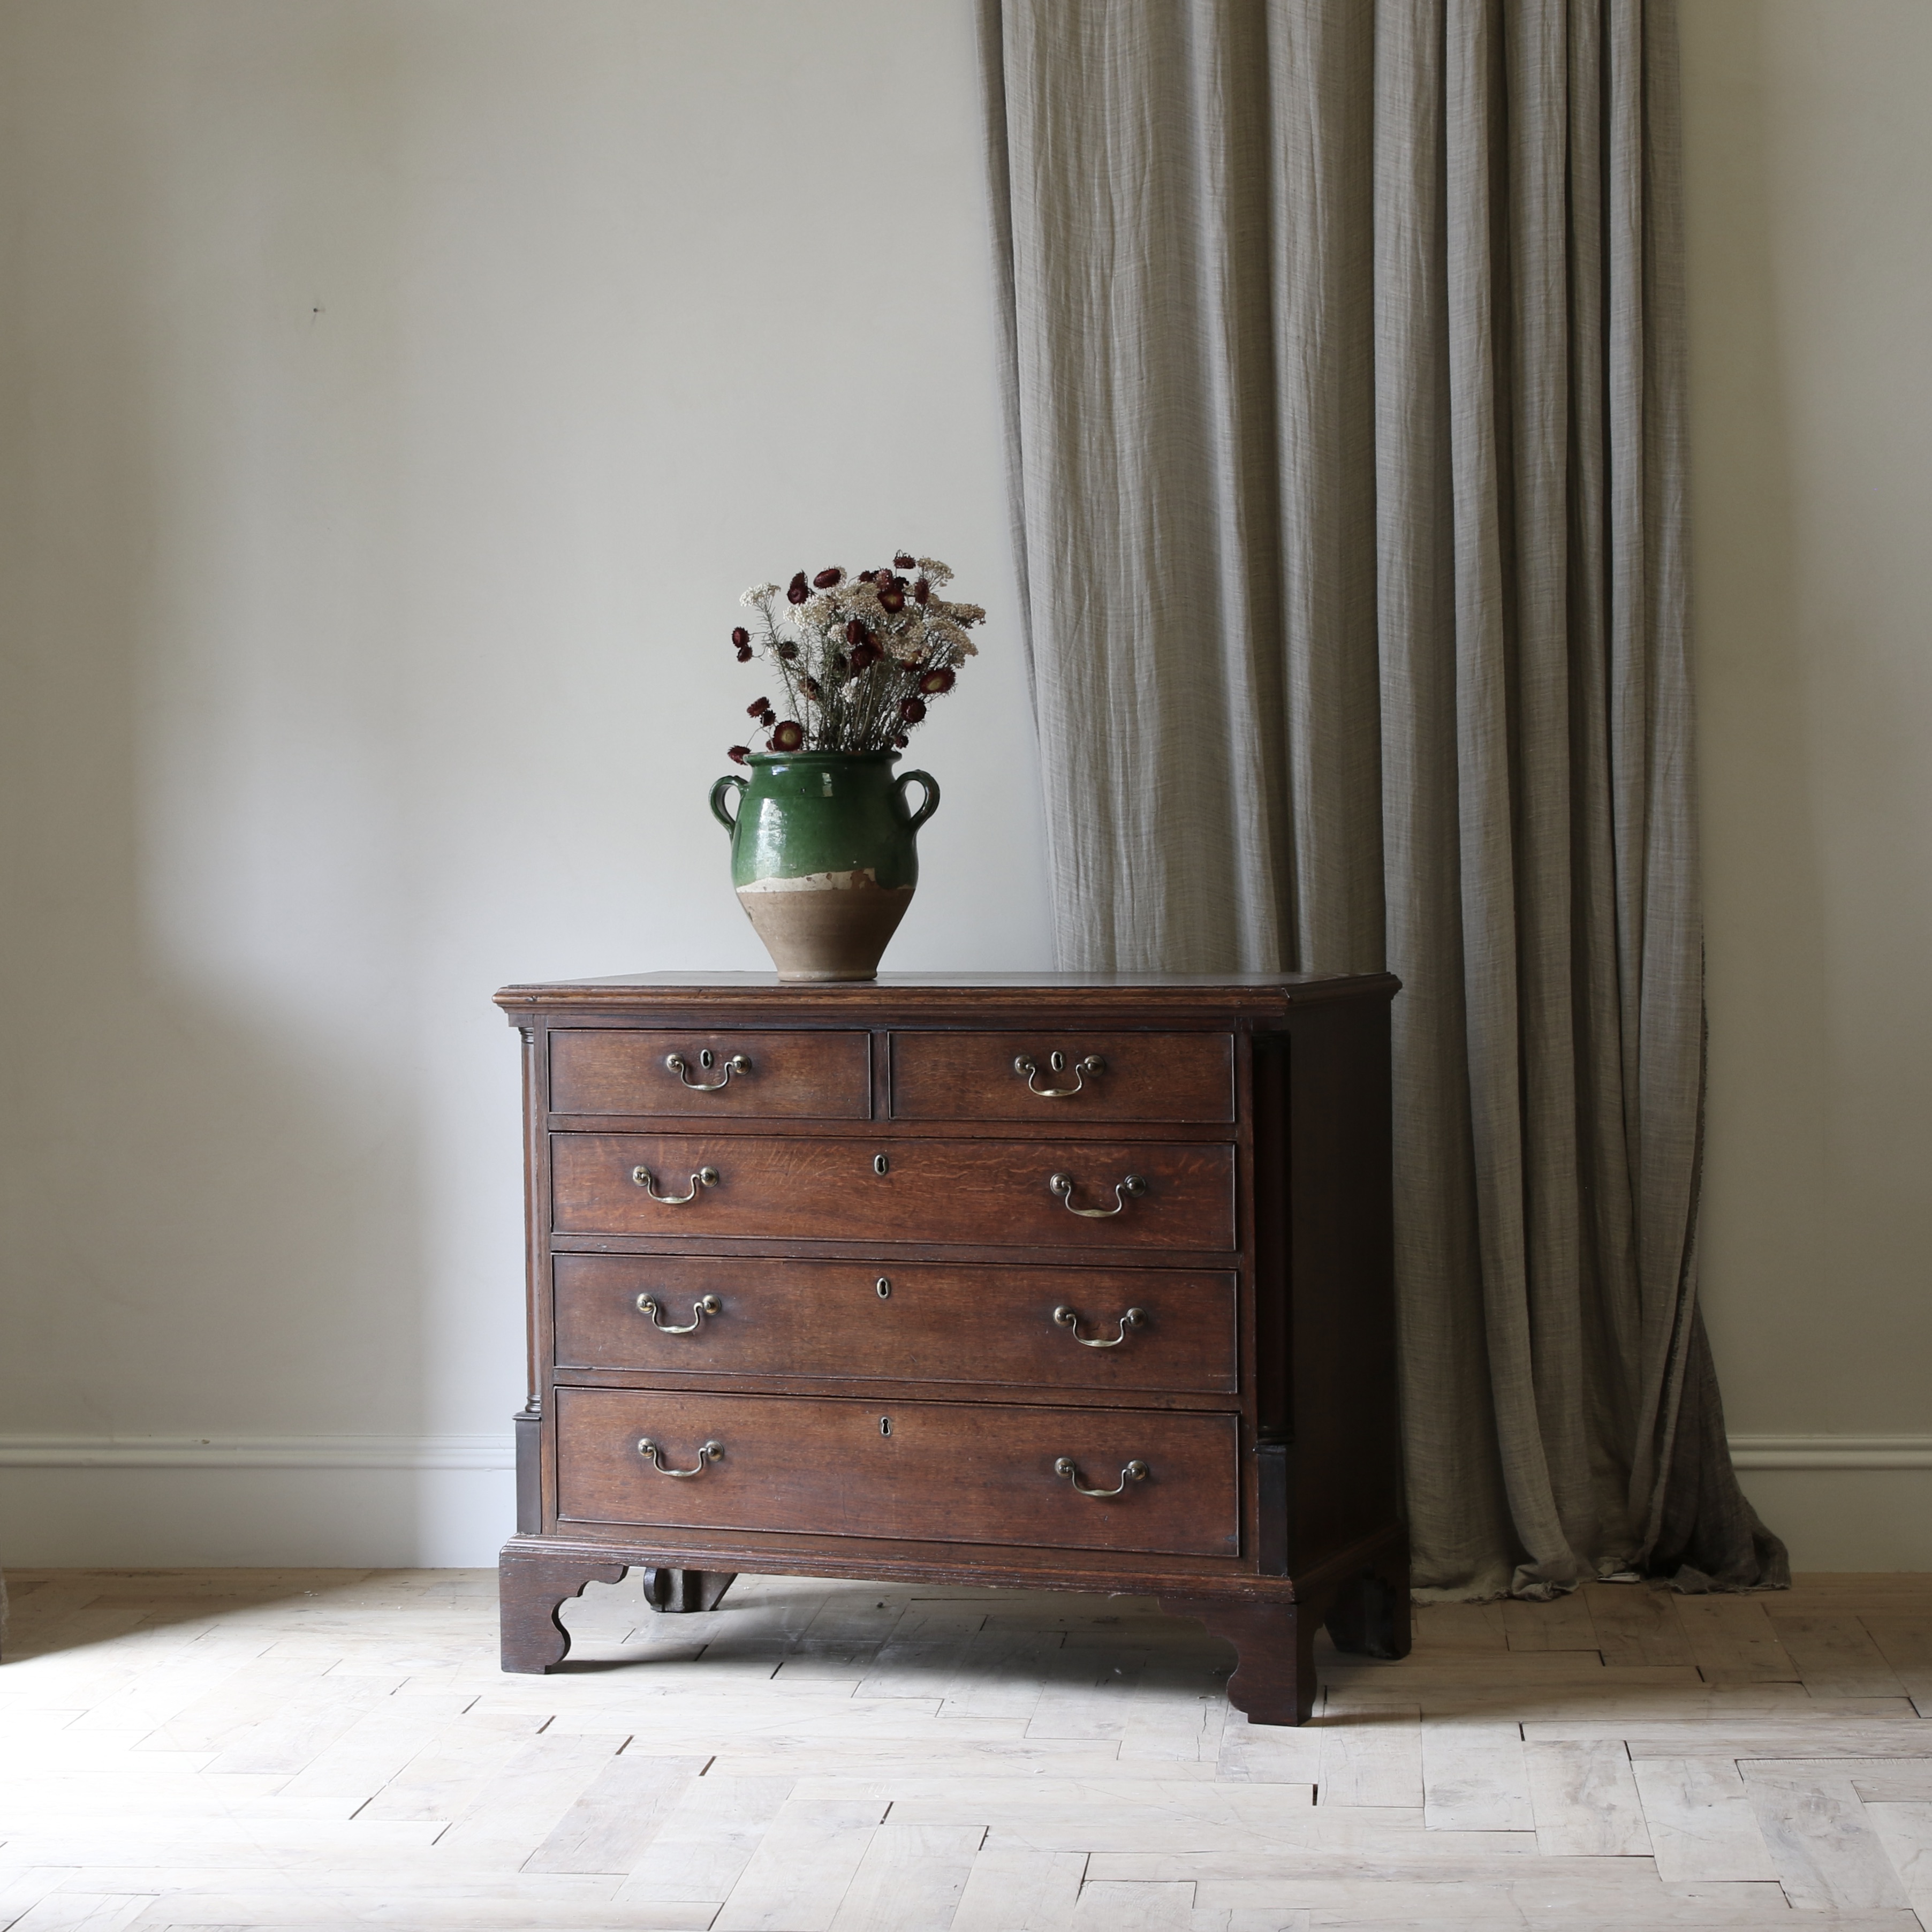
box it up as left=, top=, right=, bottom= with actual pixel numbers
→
left=980, top=0, right=1785, bottom=1597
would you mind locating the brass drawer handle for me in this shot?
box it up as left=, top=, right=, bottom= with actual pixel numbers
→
left=1053, top=1304, right=1146, bottom=1348
left=637, top=1293, right=722, bottom=1334
left=637, top=1437, right=724, bottom=1478
left=1048, top=1172, right=1148, bottom=1217
left=632, top=1165, right=719, bottom=1204
left=1013, top=1051, right=1105, bottom=1097
left=1055, top=1455, right=1149, bottom=1498
left=666, top=1050, right=751, bottom=1092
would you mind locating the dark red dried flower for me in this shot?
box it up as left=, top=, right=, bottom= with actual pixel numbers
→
left=734, top=645, right=753, bottom=662
left=813, top=566, right=844, bottom=588
left=727, top=744, right=750, bottom=764
left=848, top=641, right=880, bottom=673
left=844, top=617, right=872, bottom=647
left=770, top=719, right=805, bottom=752
left=879, top=587, right=905, bottom=614
left=802, top=676, right=822, bottom=700
left=786, top=571, right=810, bottom=604
left=894, top=552, right=916, bottom=570
left=892, top=732, right=910, bottom=749
left=731, top=626, right=751, bottom=647
left=747, top=696, right=772, bottom=716
left=900, top=697, right=927, bottom=724
left=919, top=667, right=956, bottom=695
left=873, top=569, right=894, bottom=589
left=776, top=640, right=798, bottom=660
left=913, top=578, right=930, bottom=605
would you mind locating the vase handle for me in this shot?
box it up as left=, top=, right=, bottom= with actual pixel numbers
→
left=895, top=769, right=940, bottom=831
left=710, top=774, right=747, bottom=834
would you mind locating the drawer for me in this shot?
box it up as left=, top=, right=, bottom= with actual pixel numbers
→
left=554, top=1387, right=1239, bottom=1556
left=549, top=1029, right=870, bottom=1120
left=890, top=1031, right=1234, bottom=1124
left=552, top=1134, right=1237, bottom=1252
left=553, top=1255, right=1238, bottom=1393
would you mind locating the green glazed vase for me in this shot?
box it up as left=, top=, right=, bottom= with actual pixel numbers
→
left=710, top=750, right=940, bottom=982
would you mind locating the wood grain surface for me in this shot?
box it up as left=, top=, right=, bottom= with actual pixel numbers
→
left=8, top=1569, right=1930, bottom=1929
left=888, top=1030, right=1234, bottom=1123
left=548, top=1028, right=871, bottom=1120
left=550, top=1133, right=1238, bottom=1251
left=551, top=1254, right=1239, bottom=1393
left=553, top=1387, right=1241, bottom=1556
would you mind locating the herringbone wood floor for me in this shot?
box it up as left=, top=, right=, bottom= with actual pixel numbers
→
left=2, top=1567, right=1930, bottom=1930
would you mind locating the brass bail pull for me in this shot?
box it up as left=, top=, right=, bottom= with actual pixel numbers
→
left=632, top=1165, right=720, bottom=1204
left=1054, top=1456, right=1149, bottom=1498
left=636, top=1293, right=722, bottom=1335
left=1053, top=1305, right=1147, bottom=1348
left=637, top=1437, right=724, bottom=1478
left=1048, top=1172, right=1148, bottom=1217
left=1012, top=1051, right=1105, bottom=1098
left=665, top=1051, right=752, bottom=1092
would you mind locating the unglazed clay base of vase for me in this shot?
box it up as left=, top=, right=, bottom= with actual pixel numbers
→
left=736, top=869, right=916, bottom=982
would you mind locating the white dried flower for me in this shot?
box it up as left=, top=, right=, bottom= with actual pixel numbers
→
left=930, top=597, right=986, bottom=627
left=925, top=615, right=977, bottom=657
left=741, top=583, right=781, bottom=608
left=916, top=558, right=953, bottom=585
left=885, top=624, right=928, bottom=664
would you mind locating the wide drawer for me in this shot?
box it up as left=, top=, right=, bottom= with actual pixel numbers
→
left=553, top=1255, right=1238, bottom=1393
left=549, top=1029, right=870, bottom=1120
left=891, top=1031, right=1235, bottom=1124
left=551, top=1134, right=1237, bottom=1251
left=554, top=1387, right=1239, bottom=1556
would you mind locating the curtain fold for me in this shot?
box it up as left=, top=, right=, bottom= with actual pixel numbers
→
left=981, top=0, right=1785, bottom=1598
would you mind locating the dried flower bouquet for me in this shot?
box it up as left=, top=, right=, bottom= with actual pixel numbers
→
left=725, top=552, right=986, bottom=762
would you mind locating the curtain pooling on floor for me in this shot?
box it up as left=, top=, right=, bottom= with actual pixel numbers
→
left=979, top=0, right=1786, bottom=1599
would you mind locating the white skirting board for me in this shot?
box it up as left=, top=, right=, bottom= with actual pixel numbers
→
left=0, top=1437, right=517, bottom=1568
left=0, top=1434, right=1926, bottom=1570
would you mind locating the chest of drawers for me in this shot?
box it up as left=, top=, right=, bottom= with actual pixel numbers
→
left=493, top=971, right=1407, bottom=1724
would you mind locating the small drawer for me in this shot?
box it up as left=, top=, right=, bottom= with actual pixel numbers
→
left=549, top=1029, right=870, bottom=1120
left=554, top=1387, right=1239, bottom=1557
left=553, top=1255, right=1238, bottom=1394
left=890, top=1032, right=1234, bottom=1123
left=552, top=1134, right=1237, bottom=1252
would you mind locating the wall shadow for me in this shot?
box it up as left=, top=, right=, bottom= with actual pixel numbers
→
left=0, top=3, right=434, bottom=1574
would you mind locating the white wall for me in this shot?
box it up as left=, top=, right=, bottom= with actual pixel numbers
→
left=1681, top=0, right=1932, bottom=1567
left=0, top=0, right=1052, bottom=1564
left=2, top=0, right=1927, bottom=1572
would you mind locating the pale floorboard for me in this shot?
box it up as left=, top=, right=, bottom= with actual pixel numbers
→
left=1, top=1570, right=1929, bottom=1928
left=1632, top=1755, right=1784, bottom=1883
left=1742, top=1761, right=1917, bottom=1912
left=1525, top=1738, right=1652, bottom=1855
